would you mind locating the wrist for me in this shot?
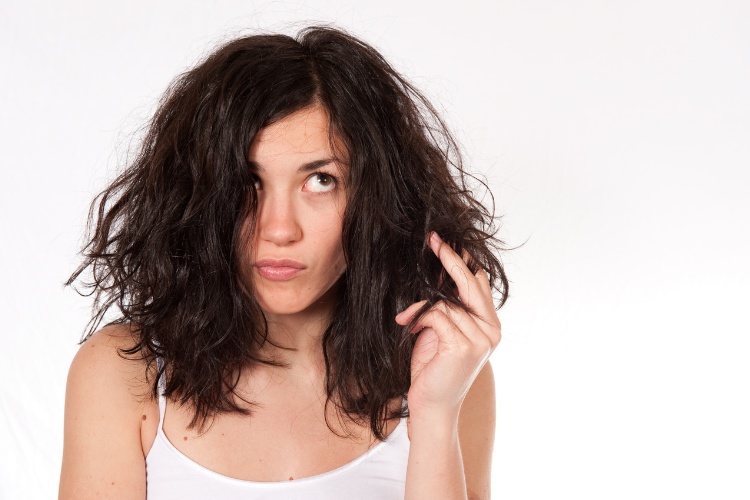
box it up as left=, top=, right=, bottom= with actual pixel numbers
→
left=408, top=409, right=461, bottom=438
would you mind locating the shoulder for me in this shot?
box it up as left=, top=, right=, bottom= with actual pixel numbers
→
left=66, top=324, right=153, bottom=409
left=59, top=324, right=153, bottom=499
left=458, top=361, right=496, bottom=500
left=68, top=324, right=148, bottom=373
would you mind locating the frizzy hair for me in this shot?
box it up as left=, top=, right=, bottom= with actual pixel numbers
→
left=66, top=26, right=509, bottom=440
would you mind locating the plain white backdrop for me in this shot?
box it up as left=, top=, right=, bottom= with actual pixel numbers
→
left=1, top=1, right=748, bottom=498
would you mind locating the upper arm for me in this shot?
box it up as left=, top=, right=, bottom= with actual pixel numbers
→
left=59, top=326, right=150, bottom=500
left=459, top=361, right=496, bottom=500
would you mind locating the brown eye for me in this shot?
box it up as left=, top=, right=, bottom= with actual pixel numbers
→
left=305, top=172, right=337, bottom=193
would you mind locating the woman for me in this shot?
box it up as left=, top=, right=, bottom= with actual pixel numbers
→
left=60, top=26, right=508, bottom=500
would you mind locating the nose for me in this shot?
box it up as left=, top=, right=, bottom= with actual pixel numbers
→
left=256, top=190, right=302, bottom=246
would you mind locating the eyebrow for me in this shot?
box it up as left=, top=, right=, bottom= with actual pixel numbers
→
left=248, top=158, right=341, bottom=174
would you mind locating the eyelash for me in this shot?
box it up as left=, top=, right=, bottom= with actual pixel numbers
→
left=306, top=172, right=338, bottom=193
left=252, top=171, right=339, bottom=194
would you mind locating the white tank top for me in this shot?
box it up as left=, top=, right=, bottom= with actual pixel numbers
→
left=145, top=374, right=410, bottom=499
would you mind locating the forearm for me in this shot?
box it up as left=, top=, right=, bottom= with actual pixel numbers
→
left=405, top=414, right=468, bottom=500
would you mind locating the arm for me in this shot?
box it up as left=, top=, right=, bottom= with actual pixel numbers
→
left=59, top=327, right=149, bottom=500
left=458, top=362, right=496, bottom=500
left=405, top=363, right=496, bottom=500
left=397, top=232, right=501, bottom=500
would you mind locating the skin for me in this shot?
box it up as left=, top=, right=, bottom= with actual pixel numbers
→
left=245, top=104, right=349, bottom=359
left=399, top=232, right=500, bottom=500
left=59, top=104, right=500, bottom=499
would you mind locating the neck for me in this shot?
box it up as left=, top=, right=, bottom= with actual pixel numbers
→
left=257, top=291, right=339, bottom=370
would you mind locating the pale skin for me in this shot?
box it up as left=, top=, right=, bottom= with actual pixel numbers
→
left=59, top=105, right=501, bottom=499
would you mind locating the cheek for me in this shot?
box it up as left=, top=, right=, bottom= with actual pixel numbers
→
left=305, top=205, right=344, bottom=247
left=313, top=229, right=346, bottom=272
left=314, top=230, right=345, bottom=265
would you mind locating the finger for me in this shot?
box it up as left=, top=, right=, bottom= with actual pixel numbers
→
left=410, top=306, right=496, bottom=365
left=461, top=248, right=476, bottom=271
left=431, top=300, right=498, bottom=351
left=398, top=298, right=500, bottom=348
left=439, top=262, right=501, bottom=346
left=473, top=268, right=496, bottom=312
left=395, top=299, right=428, bottom=324
left=429, top=232, right=481, bottom=309
left=471, top=268, right=502, bottom=336
left=397, top=297, right=486, bottom=335
left=408, top=308, right=465, bottom=348
left=450, top=249, right=474, bottom=298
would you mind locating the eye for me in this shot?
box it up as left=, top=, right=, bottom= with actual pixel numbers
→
left=305, top=172, right=337, bottom=193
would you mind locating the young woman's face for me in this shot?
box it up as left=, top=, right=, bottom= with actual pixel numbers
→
left=247, top=104, right=348, bottom=317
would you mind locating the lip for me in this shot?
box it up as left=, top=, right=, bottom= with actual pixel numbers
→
left=255, top=258, right=306, bottom=268
left=254, top=258, right=306, bottom=281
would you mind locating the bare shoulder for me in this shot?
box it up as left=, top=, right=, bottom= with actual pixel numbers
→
left=65, top=325, right=154, bottom=414
left=459, top=361, right=496, bottom=500
left=59, top=324, right=153, bottom=500
left=67, top=325, right=150, bottom=390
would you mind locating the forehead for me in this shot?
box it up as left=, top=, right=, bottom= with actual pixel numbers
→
left=248, top=105, right=347, bottom=168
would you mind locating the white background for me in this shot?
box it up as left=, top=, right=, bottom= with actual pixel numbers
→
left=1, top=1, right=748, bottom=498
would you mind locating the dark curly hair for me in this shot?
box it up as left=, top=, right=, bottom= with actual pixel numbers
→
left=66, top=25, right=509, bottom=440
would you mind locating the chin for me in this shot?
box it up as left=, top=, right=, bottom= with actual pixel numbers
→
left=255, top=281, right=343, bottom=319
left=253, top=289, right=317, bottom=315
left=259, top=302, right=311, bottom=317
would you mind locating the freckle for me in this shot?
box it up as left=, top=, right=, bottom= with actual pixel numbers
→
left=183, top=436, right=188, bottom=441
left=142, top=415, right=147, bottom=420
left=289, top=477, right=294, bottom=481
left=111, top=481, right=115, bottom=485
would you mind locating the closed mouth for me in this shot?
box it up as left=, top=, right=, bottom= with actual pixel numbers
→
left=254, top=258, right=306, bottom=269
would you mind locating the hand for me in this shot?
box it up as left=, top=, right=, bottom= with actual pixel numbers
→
left=395, top=232, right=502, bottom=423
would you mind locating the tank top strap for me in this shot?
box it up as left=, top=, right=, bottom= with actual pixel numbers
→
left=155, top=357, right=167, bottom=429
